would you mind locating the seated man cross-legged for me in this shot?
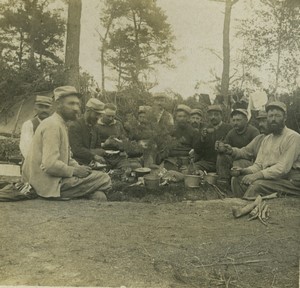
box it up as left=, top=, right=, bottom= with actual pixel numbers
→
left=22, top=86, right=112, bottom=201
left=232, top=101, right=300, bottom=199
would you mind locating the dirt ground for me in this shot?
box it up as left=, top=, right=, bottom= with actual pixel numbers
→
left=0, top=189, right=299, bottom=288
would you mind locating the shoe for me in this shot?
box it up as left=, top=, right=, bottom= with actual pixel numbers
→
left=89, top=191, right=107, bottom=202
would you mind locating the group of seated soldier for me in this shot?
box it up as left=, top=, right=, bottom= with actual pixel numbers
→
left=19, top=85, right=300, bottom=201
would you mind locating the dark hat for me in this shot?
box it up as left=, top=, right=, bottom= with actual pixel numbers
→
left=256, top=110, right=267, bottom=119
left=35, top=95, right=53, bottom=107
left=190, top=109, right=202, bottom=116
left=86, top=98, right=105, bottom=114
left=176, top=104, right=191, bottom=114
left=265, top=101, right=287, bottom=113
left=231, top=108, right=248, bottom=118
left=207, top=105, right=222, bottom=113
left=53, top=86, right=81, bottom=101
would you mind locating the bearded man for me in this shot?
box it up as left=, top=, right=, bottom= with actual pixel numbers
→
left=232, top=101, right=300, bottom=199
left=69, top=98, right=106, bottom=165
left=22, top=86, right=111, bottom=201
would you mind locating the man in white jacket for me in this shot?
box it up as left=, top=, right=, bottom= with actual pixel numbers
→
left=19, top=95, right=53, bottom=158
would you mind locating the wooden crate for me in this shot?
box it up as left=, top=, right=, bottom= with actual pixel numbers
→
left=0, top=164, right=21, bottom=183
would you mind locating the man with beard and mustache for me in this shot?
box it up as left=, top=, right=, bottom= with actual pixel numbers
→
left=20, top=95, right=53, bottom=158
left=69, top=98, right=106, bottom=165
left=193, top=105, right=232, bottom=173
left=215, top=109, right=259, bottom=185
left=163, top=104, right=195, bottom=171
left=22, top=86, right=112, bottom=201
left=232, top=101, right=300, bottom=199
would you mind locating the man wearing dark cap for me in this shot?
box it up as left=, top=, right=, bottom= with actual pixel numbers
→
left=69, top=98, right=106, bottom=165
left=216, top=109, right=260, bottom=183
left=232, top=101, right=300, bottom=198
left=20, top=95, right=53, bottom=158
left=189, top=109, right=204, bottom=132
left=163, top=104, right=196, bottom=170
left=193, top=105, right=232, bottom=172
left=22, top=86, right=112, bottom=201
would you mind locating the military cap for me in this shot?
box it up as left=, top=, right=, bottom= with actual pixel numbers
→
left=190, top=109, right=202, bottom=116
left=256, top=110, right=267, bottom=119
left=231, top=108, right=248, bottom=118
left=265, top=101, right=287, bottom=113
left=207, top=105, right=222, bottom=113
left=86, top=98, right=105, bottom=114
left=176, top=104, right=191, bottom=114
left=53, top=86, right=81, bottom=101
left=35, top=95, right=53, bottom=107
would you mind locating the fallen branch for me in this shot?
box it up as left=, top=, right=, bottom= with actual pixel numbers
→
left=232, top=195, right=262, bottom=218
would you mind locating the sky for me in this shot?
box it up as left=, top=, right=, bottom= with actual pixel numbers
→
left=79, top=0, right=248, bottom=98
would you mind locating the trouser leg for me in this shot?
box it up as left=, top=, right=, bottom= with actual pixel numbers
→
left=193, top=160, right=216, bottom=172
left=60, top=170, right=112, bottom=199
left=243, top=179, right=300, bottom=200
left=216, top=154, right=232, bottom=180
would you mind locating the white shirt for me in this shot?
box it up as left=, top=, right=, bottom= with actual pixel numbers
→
left=19, top=118, right=40, bottom=158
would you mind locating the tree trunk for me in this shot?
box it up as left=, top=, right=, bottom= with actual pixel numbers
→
left=65, top=0, right=82, bottom=92
left=101, top=47, right=105, bottom=92
left=221, top=0, right=232, bottom=107
left=29, top=0, right=38, bottom=67
left=274, top=15, right=283, bottom=97
left=132, top=10, right=142, bottom=89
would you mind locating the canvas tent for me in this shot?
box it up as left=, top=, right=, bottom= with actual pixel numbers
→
left=0, top=91, right=53, bottom=136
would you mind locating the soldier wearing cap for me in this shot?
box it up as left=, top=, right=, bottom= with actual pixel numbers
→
left=69, top=98, right=106, bottom=165
left=232, top=101, right=300, bottom=198
left=193, top=105, right=232, bottom=173
left=215, top=109, right=260, bottom=184
left=162, top=104, right=196, bottom=170
left=223, top=110, right=269, bottom=162
left=20, top=95, right=53, bottom=158
left=98, top=103, right=141, bottom=169
left=222, top=109, right=260, bottom=149
left=98, top=103, right=127, bottom=144
left=189, top=109, right=204, bottom=131
left=22, top=86, right=112, bottom=201
left=153, top=92, right=174, bottom=126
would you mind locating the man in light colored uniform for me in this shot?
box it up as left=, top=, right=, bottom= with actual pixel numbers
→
left=232, top=102, right=300, bottom=199
left=19, top=95, right=52, bottom=158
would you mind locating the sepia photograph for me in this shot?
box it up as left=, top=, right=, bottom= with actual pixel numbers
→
left=0, top=0, right=299, bottom=287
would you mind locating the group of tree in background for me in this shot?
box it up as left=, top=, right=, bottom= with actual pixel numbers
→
left=0, top=0, right=300, bottom=125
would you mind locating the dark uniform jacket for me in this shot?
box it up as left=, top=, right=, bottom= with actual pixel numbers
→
left=194, top=122, right=232, bottom=163
left=69, top=118, right=103, bottom=164
left=225, top=124, right=260, bottom=148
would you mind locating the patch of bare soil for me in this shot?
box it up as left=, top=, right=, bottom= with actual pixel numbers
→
left=0, top=193, right=299, bottom=288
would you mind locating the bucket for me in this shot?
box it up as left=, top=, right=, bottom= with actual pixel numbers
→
left=144, top=175, right=160, bottom=190
left=184, top=175, right=201, bottom=188
left=204, top=173, right=218, bottom=185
